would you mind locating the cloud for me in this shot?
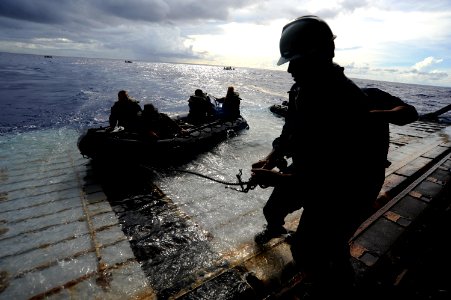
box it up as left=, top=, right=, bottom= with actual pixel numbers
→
left=0, top=0, right=258, bottom=25
left=0, top=0, right=450, bottom=86
left=344, top=60, right=449, bottom=86
left=339, top=0, right=369, bottom=12
left=413, top=56, right=444, bottom=71
left=0, top=0, right=263, bottom=61
left=0, top=0, right=77, bottom=24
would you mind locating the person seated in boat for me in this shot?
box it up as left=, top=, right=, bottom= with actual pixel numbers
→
left=140, top=103, right=186, bottom=139
left=109, top=90, right=142, bottom=132
left=216, top=86, right=241, bottom=119
left=187, top=89, right=216, bottom=124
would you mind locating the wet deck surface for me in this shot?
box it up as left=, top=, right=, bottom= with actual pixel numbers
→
left=0, top=130, right=153, bottom=299
left=0, top=121, right=450, bottom=299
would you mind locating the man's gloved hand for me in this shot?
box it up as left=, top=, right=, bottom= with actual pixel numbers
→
left=251, top=151, right=280, bottom=170
left=250, top=168, right=291, bottom=187
left=251, top=159, right=271, bottom=169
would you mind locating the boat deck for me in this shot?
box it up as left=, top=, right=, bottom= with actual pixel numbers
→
left=0, top=121, right=450, bottom=299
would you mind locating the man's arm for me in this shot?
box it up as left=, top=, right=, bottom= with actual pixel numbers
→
left=109, top=105, right=118, bottom=127
left=369, top=104, right=418, bottom=125
left=363, top=87, right=419, bottom=125
left=252, top=89, right=296, bottom=169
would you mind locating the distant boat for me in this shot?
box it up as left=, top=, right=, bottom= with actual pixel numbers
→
left=223, top=66, right=235, bottom=70
left=44, top=55, right=53, bottom=58
left=125, top=60, right=133, bottom=63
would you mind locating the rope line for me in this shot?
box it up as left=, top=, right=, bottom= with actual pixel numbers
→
left=168, top=168, right=246, bottom=186
left=139, top=164, right=257, bottom=192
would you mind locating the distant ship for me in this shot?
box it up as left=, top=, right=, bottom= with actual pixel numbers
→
left=125, top=60, right=133, bottom=63
left=223, top=66, right=235, bottom=70
left=44, top=55, right=53, bottom=58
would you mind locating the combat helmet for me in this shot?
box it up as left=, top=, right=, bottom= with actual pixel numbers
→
left=277, top=15, right=336, bottom=66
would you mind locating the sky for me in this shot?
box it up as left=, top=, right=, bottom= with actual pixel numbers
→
left=1, top=0, right=451, bottom=87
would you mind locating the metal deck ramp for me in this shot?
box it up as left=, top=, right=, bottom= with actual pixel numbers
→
left=0, top=121, right=450, bottom=299
left=0, top=129, right=153, bottom=299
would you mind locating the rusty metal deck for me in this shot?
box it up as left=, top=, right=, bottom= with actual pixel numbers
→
left=0, top=121, right=450, bottom=299
left=174, top=120, right=451, bottom=299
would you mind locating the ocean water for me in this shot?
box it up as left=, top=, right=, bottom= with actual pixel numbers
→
left=1, top=51, right=450, bottom=136
left=0, top=52, right=450, bottom=254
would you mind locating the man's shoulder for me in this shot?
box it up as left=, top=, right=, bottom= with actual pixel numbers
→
left=362, top=87, right=405, bottom=105
left=159, top=112, right=171, bottom=119
left=129, top=100, right=142, bottom=109
left=361, top=87, right=388, bottom=96
left=289, top=83, right=301, bottom=91
left=111, top=101, right=121, bottom=109
left=189, top=95, right=206, bottom=102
